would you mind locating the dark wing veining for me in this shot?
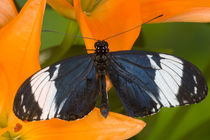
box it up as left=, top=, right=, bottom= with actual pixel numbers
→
left=14, top=54, right=99, bottom=121
left=107, top=50, right=208, bottom=117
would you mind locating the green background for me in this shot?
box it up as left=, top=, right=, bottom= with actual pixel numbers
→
left=15, top=1, right=210, bottom=140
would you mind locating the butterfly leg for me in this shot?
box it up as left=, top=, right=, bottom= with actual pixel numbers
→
left=99, top=73, right=109, bottom=118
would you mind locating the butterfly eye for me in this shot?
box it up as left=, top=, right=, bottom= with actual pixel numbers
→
left=105, top=42, right=108, bottom=47
left=94, top=43, right=98, bottom=48
left=102, top=40, right=108, bottom=47
left=94, top=41, right=100, bottom=48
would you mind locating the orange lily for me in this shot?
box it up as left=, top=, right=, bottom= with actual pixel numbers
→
left=141, top=0, right=210, bottom=23
left=73, top=0, right=142, bottom=52
left=0, top=0, right=145, bottom=139
left=0, top=0, right=18, bottom=28
left=48, top=0, right=210, bottom=52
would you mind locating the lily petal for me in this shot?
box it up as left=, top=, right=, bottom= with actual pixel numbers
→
left=47, top=0, right=75, bottom=19
left=0, top=0, right=46, bottom=128
left=0, top=0, right=18, bottom=28
left=15, top=108, right=145, bottom=140
left=0, top=0, right=46, bottom=100
left=74, top=0, right=142, bottom=52
left=141, top=0, right=210, bottom=23
left=0, top=66, right=9, bottom=128
left=161, top=8, right=210, bottom=22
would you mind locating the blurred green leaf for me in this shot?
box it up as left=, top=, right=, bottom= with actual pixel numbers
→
left=41, top=20, right=84, bottom=67
left=181, top=117, right=210, bottom=140
left=14, top=0, right=27, bottom=11
left=203, top=60, right=210, bottom=80
left=41, top=8, right=70, bottom=51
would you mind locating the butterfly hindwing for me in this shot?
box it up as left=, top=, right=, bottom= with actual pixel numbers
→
left=107, top=51, right=208, bottom=117
left=13, top=54, right=99, bottom=121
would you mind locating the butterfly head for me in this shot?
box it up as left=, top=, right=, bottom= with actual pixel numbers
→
left=94, top=40, right=109, bottom=55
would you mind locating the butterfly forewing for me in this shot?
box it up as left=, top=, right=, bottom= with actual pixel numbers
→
left=107, top=51, right=208, bottom=117
left=13, top=54, right=99, bottom=121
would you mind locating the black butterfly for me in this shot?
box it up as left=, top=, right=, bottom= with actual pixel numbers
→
left=13, top=39, right=208, bottom=121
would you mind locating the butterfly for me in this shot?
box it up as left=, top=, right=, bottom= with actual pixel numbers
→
left=13, top=39, right=208, bottom=121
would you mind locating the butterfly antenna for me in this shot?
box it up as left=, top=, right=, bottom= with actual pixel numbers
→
left=42, top=29, right=97, bottom=41
left=104, top=14, right=163, bottom=40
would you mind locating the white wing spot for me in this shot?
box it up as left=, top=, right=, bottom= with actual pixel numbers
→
left=193, top=75, right=198, bottom=84
left=156, top=104, right=161, bottom=109
left=151, top=108, right=156, bottom=112
left=32, top=115, right=38, bottom=120
left=23, top=105, right=26, bottom=112
left=183, top=100, right=188, bottom=104
left=20, top=94, right=24, bottom=104
left=194, top=87, right=198, bottom=94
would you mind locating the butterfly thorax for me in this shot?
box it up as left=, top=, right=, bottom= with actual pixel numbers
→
left=94, top=40, right=109, bottom=75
